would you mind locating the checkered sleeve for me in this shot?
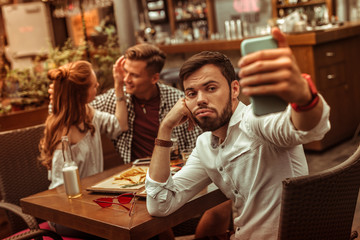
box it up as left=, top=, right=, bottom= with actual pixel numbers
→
left=90, top=88, right=132, bottom=163
left=90, top=88, right=117, bottom=114
left=175, top=124, right=202, bottom=151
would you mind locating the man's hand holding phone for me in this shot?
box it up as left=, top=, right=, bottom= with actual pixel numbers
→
left=238, top=28, right=307, bottom=116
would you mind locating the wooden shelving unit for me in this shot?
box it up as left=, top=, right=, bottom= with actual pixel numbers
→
left=165, top=0, right=216, bottom=36
left=271, top=0, right=333, bottom=20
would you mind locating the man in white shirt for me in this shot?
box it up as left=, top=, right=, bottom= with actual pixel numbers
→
left=145, top=28, right=331, bottom=239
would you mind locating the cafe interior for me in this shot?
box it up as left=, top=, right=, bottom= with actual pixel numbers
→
left=1, top=0, right=360, bottom=239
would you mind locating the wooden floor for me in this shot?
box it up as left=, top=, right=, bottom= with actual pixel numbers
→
left=306, top=138, right=360, bottom=174
left=1, top=138, right=360, bottom=239
left=305, top=137, right=360, bottom=235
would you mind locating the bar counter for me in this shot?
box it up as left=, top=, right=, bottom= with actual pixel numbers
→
left=158, top=21, right=360, bottom=151
left=158, top=21, right=360, bottom=54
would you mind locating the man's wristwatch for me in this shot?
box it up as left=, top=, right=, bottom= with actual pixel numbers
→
left=291, top=74, right=319, bottom=112
left=116, top=96, right=126, bottom=102
left=154, top=138, right=173, bottom=147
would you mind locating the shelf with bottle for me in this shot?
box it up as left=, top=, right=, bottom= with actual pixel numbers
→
left=166, top=0, right=215, bottom=37
left=174, top=0, right=207, bottom=21
left=272, top=0, right=332, bottom=20
left=147, top=0, right=165, bottom=11
left=171, top=20, right=208, bottom=43
left=148, top=9, right=168, bottom=22
left=175, top=16, right=207, bottom=23
left=145, top=0, right=168, bottom=23
left=275, top=0, right=326, bottom=9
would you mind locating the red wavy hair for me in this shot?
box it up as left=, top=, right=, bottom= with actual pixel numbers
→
left=39, top=61, right=95, bottom=169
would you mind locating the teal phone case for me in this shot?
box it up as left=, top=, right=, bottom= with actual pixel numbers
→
left=241, top=35, right=288, bottom=116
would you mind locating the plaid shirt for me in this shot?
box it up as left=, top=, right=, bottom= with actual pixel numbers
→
left=91, top=83, right=202, bottom=163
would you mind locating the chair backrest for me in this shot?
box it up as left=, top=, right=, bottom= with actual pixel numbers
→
left=0, top=124, right=49, bottom=234
left=278, top=145, right=360, bottom=240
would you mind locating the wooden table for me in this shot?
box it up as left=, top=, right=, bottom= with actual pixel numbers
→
left=20, top=164, right=228, bottom=240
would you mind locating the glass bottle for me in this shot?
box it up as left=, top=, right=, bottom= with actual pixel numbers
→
left=61, top=136, right=82, bottom=199
left=170, top=136, right=180, bottom=160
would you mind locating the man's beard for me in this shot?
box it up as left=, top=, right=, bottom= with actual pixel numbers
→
left=193, top=97, right=232, bottom=132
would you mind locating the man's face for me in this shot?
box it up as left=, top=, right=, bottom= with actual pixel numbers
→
left=184, top=64, right=233, bottom=132
left=123, top=59, right=155, bottom=97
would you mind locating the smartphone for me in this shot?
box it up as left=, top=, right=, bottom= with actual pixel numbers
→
left=240, top=35, right=288, bottom=116
left=133, top=157, right=151, bottom=166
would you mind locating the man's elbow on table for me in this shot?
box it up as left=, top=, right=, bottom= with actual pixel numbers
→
left=145, top=173, right=178, bottom=217
left=146, top=198, right=172, bottom=217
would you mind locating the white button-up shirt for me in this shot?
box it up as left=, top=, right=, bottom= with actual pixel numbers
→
left=146, top=96, right=330, bottom=240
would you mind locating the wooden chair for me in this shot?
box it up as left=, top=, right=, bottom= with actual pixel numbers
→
left=0, top=124, right=62, bottom=240
left=159, top=67, right=181, bottom=89
left=278, top=145, right=360, bottom=240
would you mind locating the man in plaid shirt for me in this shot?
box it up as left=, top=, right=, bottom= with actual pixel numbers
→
left=91, top=43, right=201, bottom=164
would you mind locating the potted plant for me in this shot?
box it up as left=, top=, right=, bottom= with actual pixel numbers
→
left=1, top=24, right=121, bottom=114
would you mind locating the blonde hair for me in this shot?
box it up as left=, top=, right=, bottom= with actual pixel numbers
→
left=39, top=61, right=95, bottom=169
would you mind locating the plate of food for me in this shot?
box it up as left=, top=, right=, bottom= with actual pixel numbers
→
left=132, top=157, right=151, bottom=166
left=87, top=166, right=148, bottom=196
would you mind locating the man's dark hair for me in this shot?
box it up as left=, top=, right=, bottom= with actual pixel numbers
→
left=179, top=51, right=236, bottom=90
left=124, top=43, right=166, bottom=75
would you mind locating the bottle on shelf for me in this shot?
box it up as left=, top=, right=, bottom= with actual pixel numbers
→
left=61, top=136, right=82, bottom=199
